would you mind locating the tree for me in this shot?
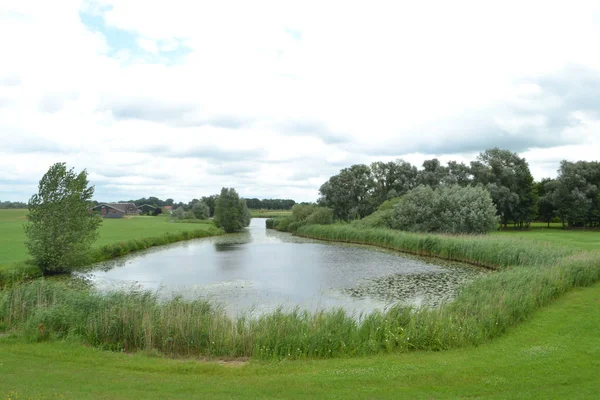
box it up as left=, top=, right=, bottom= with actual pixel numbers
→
left=214, top=188, right=250, bottom=232
left=417, top=158, right=448, bottom=189
left=370, top=160, right=418, bottom=206
left=318, top=164, right=375, bottom=220
left=201, top=195, right=219, bottom=217
left=471, top=148, right=537, bottom=228
left=191, top=200, right=210, bottom=220
left=391, top=185, right=499, bottom=234
left=24, top=163, right=101, bottom=273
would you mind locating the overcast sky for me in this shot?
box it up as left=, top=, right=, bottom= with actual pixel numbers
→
left=1, top=1, right=599, bottom=202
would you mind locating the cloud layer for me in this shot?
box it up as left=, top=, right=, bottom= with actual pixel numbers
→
left=1, top=0, right=599, bottom=202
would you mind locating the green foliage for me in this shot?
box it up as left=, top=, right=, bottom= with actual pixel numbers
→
left=24, top=163, right=102, bottom=273
left=214, top=188, right=250, bottom=233
left=269, top=205, right=334, bottom=232
left=391, top=185, right=499, bottom=234
left=471, top=148, right=537, bottom=227
left=191, top=201, right=210, bottom=220
left=305, top=207, right=333, bottom=225
left=352, top=197, right=403, bottom=229
left=318, top=164, right=375, bottom=220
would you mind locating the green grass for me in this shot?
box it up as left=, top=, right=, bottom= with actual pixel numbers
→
left=494, top=223, right=600, bottom=251
left=0, top=210, right=220, bottom=265
left=249, top=209, right=292, bottom=218
left=2, top=282, right=599, bottom=399
left=0, top=210, right=223, bottom=284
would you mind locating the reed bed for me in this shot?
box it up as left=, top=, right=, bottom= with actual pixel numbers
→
left=2, top=243, right=599, bottom=360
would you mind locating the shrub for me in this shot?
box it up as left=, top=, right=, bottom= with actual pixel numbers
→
left=352, top=197, right=403, bottom=229
left=305, top=207, right=333, bottom=225
left=392, top=185, right=499, bottom=234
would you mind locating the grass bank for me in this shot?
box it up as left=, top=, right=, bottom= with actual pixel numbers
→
left=2, top=282, right=599, bottom=399
left=0, top=210, right=223, bottom=285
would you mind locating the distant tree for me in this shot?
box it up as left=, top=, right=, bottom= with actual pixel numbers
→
left=392, top=185, right=499, bottom=234
left=201, top=195, right=218, bottom=217
left=551, top=161, right=600, bottom=228
left=165, top=198, right=174, bottom=206
left=444, top=161, right=472, bottom=186
left=24, top=163, right=102, bottom=273
left=535, top=178, right=557, bottom=227
left=191, top=200, right=210, bottom=220
left=471, top=148, right=537, bottom=228
left=370, top=160, right=418, bottom=206
left=172, top=207, right=186, bottom=220
left=152, top=207, right=163, bottom=216
left=318, top=164, right=375, bottom=220
left=0, top=201, right=27, bottom=209
left=214, top=188, right=250, bottom=232
left=417, top=158, right=448, bottom=189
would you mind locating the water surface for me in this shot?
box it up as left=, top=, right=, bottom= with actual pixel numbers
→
left=82, top=219, right=487, bottom=315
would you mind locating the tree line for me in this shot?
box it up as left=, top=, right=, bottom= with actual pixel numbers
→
left=243, top=198, right=296, bottom=210
left=0, top=201, right=27, bottom=209
left=318, top=148, right=600, bottom=229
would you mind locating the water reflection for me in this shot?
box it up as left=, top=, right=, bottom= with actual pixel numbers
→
left=80, top=219, right=488, bottom=315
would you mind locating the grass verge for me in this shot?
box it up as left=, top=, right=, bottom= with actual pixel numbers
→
left=1, top=282, right=599, bottom=399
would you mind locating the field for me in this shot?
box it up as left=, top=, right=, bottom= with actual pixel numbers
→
left=1, top=282, right=598, bottom=399
left=249, top=209, right=292, bottom=218
left=0, top=209, right=219, bottom=265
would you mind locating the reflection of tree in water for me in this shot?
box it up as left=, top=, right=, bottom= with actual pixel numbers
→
left=344, top=270, right=486, bottom=307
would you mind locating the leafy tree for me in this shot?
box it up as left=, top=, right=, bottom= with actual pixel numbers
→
left=191, top=200, right=210, bottom=220
left=417, top=158, right=448, bottom=189
left=535, top=178, right=557, bottom=227
left=370, top=160, right=418, bottom=206
left=172, top=207, right=186, bottom=220
left=392, top=185, right=498, bottom=234
left=0, top=201, right=27, bottom=209
left=551, top=161, right=600, bottom=228
left=471, top=148, right=537, bottom=228
left=214, top=188, right=250, bottom=232
left=318, top=164, right=375, bottom=220
left=24, top=163, right=101, bottom=273
left=444, top=161, right=472, bottom=186
left=201, top=195, right=219, bottom=217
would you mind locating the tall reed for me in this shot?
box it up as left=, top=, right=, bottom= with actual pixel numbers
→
left=2, top=250, right=599, bottom=359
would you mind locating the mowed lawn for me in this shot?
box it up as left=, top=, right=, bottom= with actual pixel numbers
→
left=0, top=209, right=215, bottom=265
left=493, top=222, right=600, bottom=251
left=1, top=282, right=599, bottom=399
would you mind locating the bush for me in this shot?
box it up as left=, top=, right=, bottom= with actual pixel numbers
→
left=392, top=185, right=499, bottom=234
left=352, top=197, right=403, bottom=229
left=305, top=207, right=333, bottom=225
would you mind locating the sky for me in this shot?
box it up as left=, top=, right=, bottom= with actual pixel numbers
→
left=1, top=0, right=599, bottom=203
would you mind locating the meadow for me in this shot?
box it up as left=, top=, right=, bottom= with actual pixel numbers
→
left=0, top=209, right=222, bottom=284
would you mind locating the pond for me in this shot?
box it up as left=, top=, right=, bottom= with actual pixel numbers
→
left=81, top=219, right=488, bottom=316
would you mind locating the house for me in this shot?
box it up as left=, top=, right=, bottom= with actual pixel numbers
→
left=90, top=203, right=139, bottom=218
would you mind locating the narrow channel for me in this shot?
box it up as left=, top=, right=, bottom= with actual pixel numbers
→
left=82, top=218, right=488, bottom=316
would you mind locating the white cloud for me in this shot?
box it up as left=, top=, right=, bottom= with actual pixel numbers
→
left=0, top=0, right=599, bottom=202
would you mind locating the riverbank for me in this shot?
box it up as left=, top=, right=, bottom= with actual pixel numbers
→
left=0, top=210, right=224, bottom=285
left=2, top=281, right=599, bottom=399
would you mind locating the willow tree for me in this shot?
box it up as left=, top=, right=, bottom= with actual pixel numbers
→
left=25, top=163, right=101, bottom=273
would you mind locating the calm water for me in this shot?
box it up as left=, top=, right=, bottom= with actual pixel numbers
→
left=82, top=219, right=488, bottom=315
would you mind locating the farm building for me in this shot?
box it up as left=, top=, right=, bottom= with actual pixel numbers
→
left=138, top=204, right=157, bottom=214
left=90, top=203, right=139, bottom=218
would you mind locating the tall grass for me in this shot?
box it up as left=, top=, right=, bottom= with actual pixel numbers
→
left=2, top=249, right=600, bottom=360
left=296, top=224, right=574, bottom=269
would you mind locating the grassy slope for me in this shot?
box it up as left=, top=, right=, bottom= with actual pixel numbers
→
left=0, top=209, right=216, bottom=265
left=1, top=282, right=599, bottom=399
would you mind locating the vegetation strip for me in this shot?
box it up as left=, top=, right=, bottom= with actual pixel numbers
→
left=3, top=223, right=599, bottom=361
